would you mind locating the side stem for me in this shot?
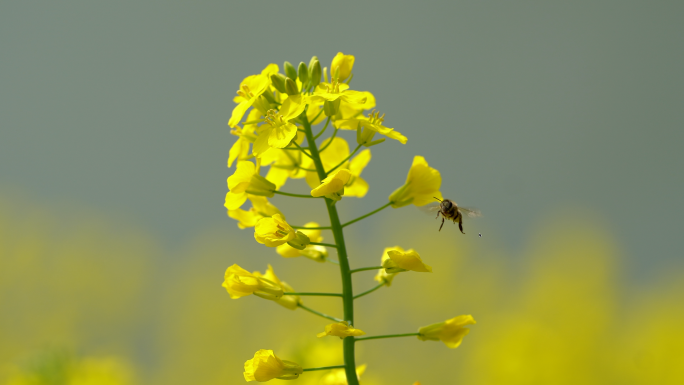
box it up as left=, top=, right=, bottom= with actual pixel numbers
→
left=301, top=113, right=359, bottom=385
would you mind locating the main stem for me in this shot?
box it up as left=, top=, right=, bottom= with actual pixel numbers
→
left=301, top=114, right=359, bottom=385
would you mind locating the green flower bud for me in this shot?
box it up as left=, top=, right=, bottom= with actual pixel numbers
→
left=284, top=78, right=299, bottom=96
left=270, top=73, right=287, bottom=93
left=297, top=62, right=308, bottom=85
left=252, top=95, right=272, bottom=115
left=309, top=60, right=321, bottom=89
left=323, top=99, right=340, bottom=116
left=308, top=55, right=319, bottom=70
left=261, top=89, right=277, bottom=104
left=287, top=231, right=310, bottom=250
left=284, top=61, right=297, bottom=81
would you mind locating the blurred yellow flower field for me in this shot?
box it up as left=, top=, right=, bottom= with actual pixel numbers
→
left=1, top=195, right=682, bottom=384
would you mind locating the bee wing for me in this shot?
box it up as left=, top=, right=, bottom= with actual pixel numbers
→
left=459, top=207, right=482, bottom=218
left=419, top=202, right=441, bottom=214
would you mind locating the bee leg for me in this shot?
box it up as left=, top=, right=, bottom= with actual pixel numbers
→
left=458, top=218, right=465, bottom=234
left=439, top=217, right=445, bottom=231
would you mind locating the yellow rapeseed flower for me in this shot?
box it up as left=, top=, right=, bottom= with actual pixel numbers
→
left=335, top=109, right=407, bottom=145
left=305, top=137, right=370, bottom=198
left=320, top=364, right=366, bottom=385
left=276, top=222, right=328, bottom=262
left=244, top=349, right=303, bottom=382
left=254, top=214, right=306, bottom=248
left=252, top=102, right=306, bottom=157
left=253, top=264, right=301, bottom=310
left=389, top=155, right=443, bottom=208
left=418, top=315, right=476, bottom=349
left=227, top=196, right=283, bottom=229
left=373, top=246, right=404, bottom=286
left=225, top=161, right=276, bottom=210
left=312, top=80, right=368, bottom=112
left=228, top=64, right=279, bottom=128
left=311, top=169, right=352, bottom=201
left=317, top=321, right=366, bottom=338
left=222, top=264, right=283, bottom=300
left=382, top=248, right=432, bottom=273
left=331, top=52, right=355, bottom=81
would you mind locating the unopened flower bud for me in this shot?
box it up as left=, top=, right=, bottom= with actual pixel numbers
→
left=252, top=94, right=271, bottom=115
left=297, top=62, right=308, bottom=85
left=287, top=231, right=310, bottom=250
left=307, top=62, right=320, bottom=90
left=324, top=99, right=340, bottom=117
left=284, top=61, right=297, bottom=81
left=270, top=73, right=287, bottom=93
left=285, top=78, right=299, bottom=96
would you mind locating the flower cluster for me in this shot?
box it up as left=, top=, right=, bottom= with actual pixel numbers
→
left=223, top=53, right=476, bottom=383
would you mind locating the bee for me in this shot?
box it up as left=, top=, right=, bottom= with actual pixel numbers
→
left=432, top=197, right=481, bottom=233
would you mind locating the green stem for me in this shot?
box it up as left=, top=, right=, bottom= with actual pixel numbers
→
left=283, top=292, right=343, bottom=297
left=342, top=202, right=393, bottom=227
left=353, top=283, right=385, bottom=299
left=301, top=111, right=359, bottom=385
left=298, top=304, right=344, bottom=323
left=271, top=164, right=318, bottom=172
left=326, top=144, right=363, bottom=176
left=318, top=127, right=339, bottom=153
left=303, top=365, right=346, bottom=372
left=310, top=242, right=337, bottom=248
left=355, top=333, right=421, bottom=342
left=271, top=191, right=321, bottom=199
left=313, top=116, right=331, bottom=140
left=349, top=266, right=383, bottom=274
left=293, top=141, right=313, bottom=159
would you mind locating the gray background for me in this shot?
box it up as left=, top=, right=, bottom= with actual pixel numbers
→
left=2, top=1, right=682, bottom=279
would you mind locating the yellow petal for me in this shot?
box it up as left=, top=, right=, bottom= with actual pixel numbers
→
left=228, top=161, right=256, bottom=192
left=268, top=122, right=297, bottom=148
left=387, top=249, right=432, bottom=272
left=224, top=191, right=248, bottom=211
left=311, top=169, right=352, bottom=197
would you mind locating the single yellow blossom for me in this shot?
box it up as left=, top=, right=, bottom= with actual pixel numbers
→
left=244, top=349, right=303, bottom=382
left=312, top=80, right=368, bottom=111
left=320, top=364, right=366, bottom=385
left=222, top=264, right=283, bottom=300
left=305, top=137, right=370, bottom=198
left=374, top=246, right=405, bottom=286
left=317, top=321, right=366, bottom=338
left=331, top=52, right=355, bottom=81
left=228, top=64, right=278, bottom=128
left=311, top=169, right=352, bottom=201
left=254, top=214, right=297, bottom=247
left=253, top=264, right=301, bottom=310
left=276, top=222, right=328, bottom=262
left=228, top=195, right=283, bottom=229
left=335, top=109, right=407, bottom=145
left=389, top=155, right=443, bottom=208
left=252, top=102, right=306, bottom=156
left=382, top=248, right=432, bottom=273
left=225, top=161, right=276, bottom=210
left=417, top=315, right=476, bottom=349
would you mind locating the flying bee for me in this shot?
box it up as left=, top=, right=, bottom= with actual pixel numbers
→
left=431, top=197, right=481, bottom=233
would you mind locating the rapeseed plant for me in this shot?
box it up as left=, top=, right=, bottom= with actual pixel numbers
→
left=224, top=53, right=475, bottom=383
